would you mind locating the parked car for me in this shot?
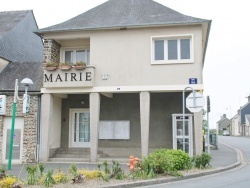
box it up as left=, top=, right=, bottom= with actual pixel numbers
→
left=222, top=130, right=230, bottom=136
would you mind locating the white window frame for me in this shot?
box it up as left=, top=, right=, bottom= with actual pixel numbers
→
left=151, top=34, right=194, bottom=64
left=61, top=46, right=90, bottom=65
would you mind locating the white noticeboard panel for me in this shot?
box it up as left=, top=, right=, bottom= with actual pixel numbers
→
left=0, top=95, right=7, bottom=115
left=99, top=121, right=130, bottom=139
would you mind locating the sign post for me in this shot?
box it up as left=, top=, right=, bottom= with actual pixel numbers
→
left=182, top=89, right=205, bottom=154
left=207, top=96, right=211, bottom=154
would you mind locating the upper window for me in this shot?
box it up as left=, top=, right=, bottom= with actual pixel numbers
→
left=63, top=48, right=90, bottom=65
left=152, top=35, right=193, bottom=64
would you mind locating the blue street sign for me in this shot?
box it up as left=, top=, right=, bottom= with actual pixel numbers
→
left=189, top=78, right=197, bottom=84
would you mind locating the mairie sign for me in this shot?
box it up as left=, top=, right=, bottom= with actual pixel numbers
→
left=43, top=67, right=95, bottom=88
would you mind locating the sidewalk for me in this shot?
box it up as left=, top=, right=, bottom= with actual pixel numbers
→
left=5, top=141, right=240, bottom=186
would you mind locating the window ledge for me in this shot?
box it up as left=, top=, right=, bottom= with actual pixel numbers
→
left=151, top=60, right=194, bottom=65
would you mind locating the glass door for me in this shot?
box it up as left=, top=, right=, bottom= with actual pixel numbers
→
left=71, top=110, right=90, bottom=147
left=172, top=114, right=193, bottom=156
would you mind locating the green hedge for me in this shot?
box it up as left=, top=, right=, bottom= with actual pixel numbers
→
left=142, top=149, right=191, bottom=174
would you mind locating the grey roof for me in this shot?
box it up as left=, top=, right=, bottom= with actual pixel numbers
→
left=0, top=62, right=43, bottom=92
left=0, top=10, right=43, bottom=62
left=0, top=10, right=29, bottom=38
left=36, top=0, right=210, bottom=34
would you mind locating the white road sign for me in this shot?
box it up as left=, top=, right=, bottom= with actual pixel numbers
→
left=186, top=92, right=205, bottom=112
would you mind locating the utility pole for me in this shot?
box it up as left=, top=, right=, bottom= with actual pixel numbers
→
left=207, top=96, right=210, bottom=154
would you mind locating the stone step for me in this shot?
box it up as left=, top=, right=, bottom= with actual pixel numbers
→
left=48, top=157, right=128, bottom=164
left=48, top=158, right=91, bottom=163
left=54, top=148, right=105, bottom=155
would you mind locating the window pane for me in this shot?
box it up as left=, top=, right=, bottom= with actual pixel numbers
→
left=76, top=50, right=85, bottom=63
left=168, top=40, right=178, bottom=60
left=87, top=50, right=90, bottom=65
left=154, top=40, right=164, bottom=60
left=181, top=39, right=190, bottom=59
left=65, top=51, right=73, bottom=64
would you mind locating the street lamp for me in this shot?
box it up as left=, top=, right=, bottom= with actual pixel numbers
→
left=8, top=78, right=33, bottom=170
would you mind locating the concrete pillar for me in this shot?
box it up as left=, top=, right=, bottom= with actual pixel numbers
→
left=40, top=94, right=53, bottom=161
left=193, top=111, right=203, bottom=155
left=140, top=92, right=150, bottom=158
left=90, top=93, right=100, bottom=163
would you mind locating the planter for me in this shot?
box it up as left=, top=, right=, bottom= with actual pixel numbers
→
left=60, top=65, right=71, bottom=70
left=74, top=65, right=86, bottom=70
left=45, top=66, right=57, bottom=71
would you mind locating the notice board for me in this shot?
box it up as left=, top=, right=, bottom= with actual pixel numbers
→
left=99, top=121, right=130, bottom=139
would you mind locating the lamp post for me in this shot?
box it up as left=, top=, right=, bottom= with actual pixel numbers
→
left=8, top=78, right=33, bottom=170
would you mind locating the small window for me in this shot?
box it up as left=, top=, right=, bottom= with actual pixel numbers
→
left=168, top=40, right=178, bottom=60
left=63, top=49, right=90, bottom=65
left=154, top=40, right=164, bottom=60
left=65, top=51, right=73, bottom=64
left=152, top=35, right=193, bottom=64
left=180, top=39, right=190, bottom=59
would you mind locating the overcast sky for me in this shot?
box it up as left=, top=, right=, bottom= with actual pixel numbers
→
left=1, top=0, right=250, bottom=128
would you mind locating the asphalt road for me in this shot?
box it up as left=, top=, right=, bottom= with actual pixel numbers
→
left=138, top=136, right=250, bottom=188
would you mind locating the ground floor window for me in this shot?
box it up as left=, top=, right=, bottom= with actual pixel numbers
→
left=2, top=117, right=23, bottom=163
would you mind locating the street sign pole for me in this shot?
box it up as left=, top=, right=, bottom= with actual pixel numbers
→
left=183, top=88, right=205, bottom=154
left=182, top=87, right=194, bottom=153
left=207, top=96, right=211, bottom=154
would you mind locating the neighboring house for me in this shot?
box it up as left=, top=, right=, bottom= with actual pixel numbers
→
left=0, top=10, right=43, bottom=71
left=216, top=114, right=231, bottom=135
left=237, top=96, right=250, bottom=136
left=230, top=114, right=240, bottom=136
left=36, top=0, right=211, bottom=163
left=245, top=114, right=250, bottom=136
left=0, top=10, right=43, bottom=164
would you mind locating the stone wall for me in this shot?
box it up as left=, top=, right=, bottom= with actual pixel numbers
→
left=43, top=39, right=61, bottom=65
left=0, top=95, right=38, bottom=163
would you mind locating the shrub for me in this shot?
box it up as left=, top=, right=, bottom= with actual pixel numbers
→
left=142, top=149, right=191, bottom=174
left=0, top=176, right=17, bottom=188
left=77, top=169, right=104, bottom=180
left=53, top=168, right=69, bottom=184
left=130, top=164, right=156, bottom=180
left=68, top=164, right=78, bottom=177
left=26, top=165, right=37, bottom=185
left=193, top=152, right=212, bottom=169
left=44, top=169, right=56, bottom=187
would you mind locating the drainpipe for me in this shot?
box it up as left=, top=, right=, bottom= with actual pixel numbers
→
left=36, top=94, right=42, bottom=162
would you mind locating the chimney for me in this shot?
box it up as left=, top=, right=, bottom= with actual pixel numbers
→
left=222, top=114, right=226, bottom=118
left=247, top=95, right=250, bottom=102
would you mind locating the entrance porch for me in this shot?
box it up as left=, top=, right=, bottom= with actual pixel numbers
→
left=39, top=92, right=202, bottom=163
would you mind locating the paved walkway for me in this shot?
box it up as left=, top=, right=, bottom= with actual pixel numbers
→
left=5, top=140, right=239, bottom=182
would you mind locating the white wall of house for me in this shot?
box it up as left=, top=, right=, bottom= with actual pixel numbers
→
left=44, top=25, right=203, bottom=90
left=231, top=115, right=240, bottom=136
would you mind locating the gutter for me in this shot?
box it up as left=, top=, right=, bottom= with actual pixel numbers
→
left=34, top=20, right=210, bottom=36
left=36, top=94, right=42, bottom=162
